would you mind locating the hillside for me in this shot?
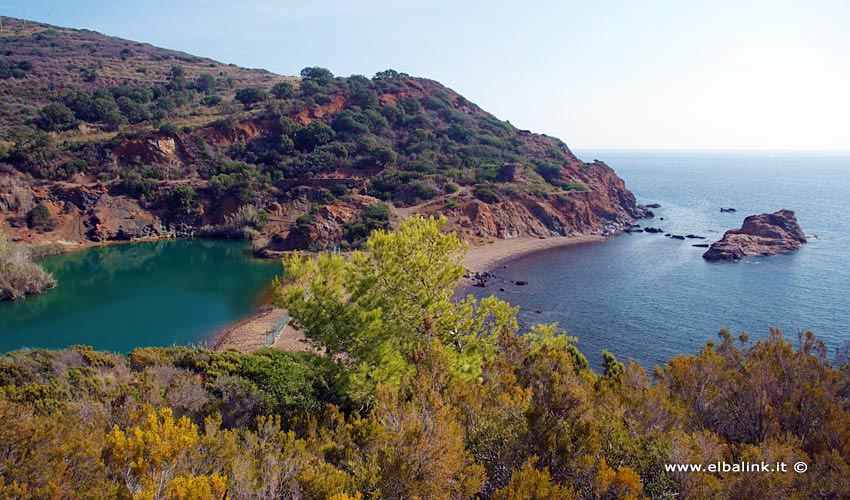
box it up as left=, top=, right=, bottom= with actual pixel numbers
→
left=0, top=17, right=649, bottom=256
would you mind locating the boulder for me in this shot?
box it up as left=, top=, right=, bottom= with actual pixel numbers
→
left=702, top=210, right=806, bottom=262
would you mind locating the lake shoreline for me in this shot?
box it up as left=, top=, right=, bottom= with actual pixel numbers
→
left=26, top=234, right=253, bottom=261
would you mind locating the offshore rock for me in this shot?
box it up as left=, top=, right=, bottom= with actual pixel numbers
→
left=702, top=210, right=806, bottom=261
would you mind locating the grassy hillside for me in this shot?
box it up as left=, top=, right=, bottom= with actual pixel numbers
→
left=0, top=17, right=647, bottom=256
left=0, top=17, right=289, bottom=133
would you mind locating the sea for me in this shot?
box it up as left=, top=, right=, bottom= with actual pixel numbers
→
left=469, top=150, right=850, bottom=370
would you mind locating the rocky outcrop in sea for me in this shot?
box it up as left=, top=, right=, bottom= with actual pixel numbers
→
left=702, top=209, right=806, bottom=261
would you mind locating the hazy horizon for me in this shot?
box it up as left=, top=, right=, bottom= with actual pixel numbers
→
left=4, top=0, right=848, bottom=151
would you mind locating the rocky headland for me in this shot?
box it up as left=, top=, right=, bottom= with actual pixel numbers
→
left=702, top=209, right=806, bottom=261
left=0, top=17, right=650, bottom=259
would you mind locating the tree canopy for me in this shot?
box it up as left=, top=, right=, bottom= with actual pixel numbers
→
left=279, top=216, right=517, bottom=398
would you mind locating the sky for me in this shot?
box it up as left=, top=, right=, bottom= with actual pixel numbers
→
left=3, top=0, right=849, bottom=150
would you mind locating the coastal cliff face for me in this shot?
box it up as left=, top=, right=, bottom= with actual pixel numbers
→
left=0, top=18, right=647, bottom=254
left=702, top=210, right=806, bottom=261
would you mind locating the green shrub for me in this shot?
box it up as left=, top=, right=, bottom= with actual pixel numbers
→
left=271, top=82, right=294, bottom=99
left=195, top=73, right=215, bottom=92
left=234, top=87, right=269, bottom=108
left=372, top=68, right=410, bottom=80
left=116, top=97, right=150, bottom=124
left=79, top=67, right=97, bottom=82
left=0, top=59, right=34, bottom=79
left=158, top=122, right=179, bottom=135
left=235, top=349, right=335, bottom=415
left=57, top=159, right=87, bottom=179
left=295, top=122, right=335, bottom=151
left=26, top=204, right=57, bottom=232
left=331, top=184, right=351, bottom=198
left=37, top=103, right=77, bottom=131
left=344, top=202, right=391, bottom=244
left=116, top=173, right=156, bottom=199
left=300, top=67, right=334, bottom=84
left=363, top=201, right=390, bottom=221
left=474, top=186, right=500, bottom=204
left=295, top=214, right=314, bottom=232
left=167, top=185, right=199, bottom=216
left=201, top=95, right=222, bottom=106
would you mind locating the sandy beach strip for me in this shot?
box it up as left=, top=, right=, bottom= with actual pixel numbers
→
left=214, top=234, right=607, bottom=353
left=212, top=307, right=311, bottom=353
left=462, top=234, right=607, bottom=274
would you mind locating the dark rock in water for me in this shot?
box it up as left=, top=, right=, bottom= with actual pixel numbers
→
left=472, top=270, right=494, bottom=287
left=644, top=227, right=663, bottom=234
left=624, top=223, right=643, bottom=234
left=644, top=203, right=662, bottom=209
left=664, top=233, right=671, bottom=237
left=692, top=243, right=710, bottom=248
left=703, top=209, right=806, bottom=261
left=671, top=235, right=686, bottom=240
left=685, top=234, right=706, bottom=239
left=659, top=217, right=665, bottom=220
left=515, top=280, right=528, bottom=286
left=499, top=288, right=505, bottom=292
left=720, top=207, right=737, bottom=213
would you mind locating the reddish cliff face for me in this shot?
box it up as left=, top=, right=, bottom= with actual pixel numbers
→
left=703, top=210, right=806, bottom=261
left=0, top=113, right=648, bottom=253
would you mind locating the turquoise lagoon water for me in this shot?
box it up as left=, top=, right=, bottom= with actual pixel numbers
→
left=0, top=239, right=280, bottom=353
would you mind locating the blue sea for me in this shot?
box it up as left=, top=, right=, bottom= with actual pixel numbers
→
left=470, top=150, right=850, bottom=370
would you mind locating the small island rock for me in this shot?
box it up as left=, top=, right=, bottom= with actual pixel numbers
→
left=702, top=210, right=806, bottom=262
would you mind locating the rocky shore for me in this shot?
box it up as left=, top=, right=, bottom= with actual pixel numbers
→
left=702, top=209, right=806, bottom=261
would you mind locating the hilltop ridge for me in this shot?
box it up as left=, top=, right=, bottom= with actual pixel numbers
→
left=0, top=17, right=649, bottom=255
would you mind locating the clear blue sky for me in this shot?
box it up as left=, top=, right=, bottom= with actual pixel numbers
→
left=4, top=0, right=849, bottom=149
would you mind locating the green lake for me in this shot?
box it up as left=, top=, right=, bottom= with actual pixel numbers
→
left=0, top=239, right=281, bottom=353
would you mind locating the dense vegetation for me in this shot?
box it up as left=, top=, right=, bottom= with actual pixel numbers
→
left=6, top=61, right=570, bottom=207
left=0, top=217, right=848, bottom=499
left=2, top=18, right=638, bottom=260
left=1, top=18, right=586, bottom=224
left=0, top=228, right=55, bottom=300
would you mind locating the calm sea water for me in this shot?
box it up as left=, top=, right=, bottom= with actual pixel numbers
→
left=470, top=150, right=850, bottom=369
left=0, top=239, right=280, bottom=353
